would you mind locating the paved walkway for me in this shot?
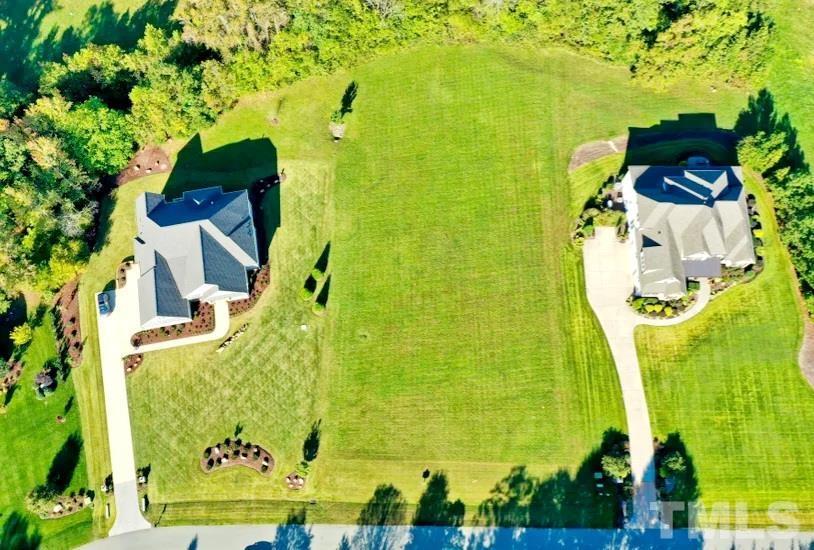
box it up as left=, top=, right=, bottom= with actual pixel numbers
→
left=95, top=265, right=232, bottom=536
left=583, top=227, right=710, bottom=529
left=80, top=523, right=814, bottom=550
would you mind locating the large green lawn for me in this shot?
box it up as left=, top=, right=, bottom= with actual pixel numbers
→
left=72, top=45, right=755, bottom=526
left=636, top=177, right=814, bottom=527
left=0, top=315, right=93, bottom=549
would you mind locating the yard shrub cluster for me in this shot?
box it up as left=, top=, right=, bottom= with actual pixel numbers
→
left=0, top=0, right=773, bottom=313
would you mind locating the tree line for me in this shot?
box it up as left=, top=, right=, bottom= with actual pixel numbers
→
left=0, top=0, right=773, bottom=311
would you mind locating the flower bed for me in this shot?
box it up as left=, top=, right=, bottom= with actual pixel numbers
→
left=628, top=287, right=699, bottom=319
left=116, top=260, right=134, bottom=288
left=200, top=438, right=274, bottom=476
left=53, top=279, right=83, bottom=367
left=123, top=354, right=143, bottom=375
left=228, top=265, right=270, bottom=317
left=131, top=302, right=214, bottom=347
left=27, top=489, right=93, bottom=520
left=217, top=324, right=249, bottom=354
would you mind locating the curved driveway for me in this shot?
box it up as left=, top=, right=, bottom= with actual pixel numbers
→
left=583, top=227, right=710, bottom=529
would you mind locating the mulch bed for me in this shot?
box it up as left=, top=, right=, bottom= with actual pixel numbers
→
left=228, top=265, right=271, bottom=317
left=131, top=302, right=214, bottom=347
left=568, top=135, right=628, bottom=172
left=53, top=279, right=83, bottom=367
left=0, top=361, right=23, bottom=395
left=115, top=147, right=171, bottom=186
left=123, top=354, right=143, bottom=375
left=201, top=438, right=274, bottom=476
left=41, top=493, right=92, bottom=520
left=285, top=472, right=306, bottom=490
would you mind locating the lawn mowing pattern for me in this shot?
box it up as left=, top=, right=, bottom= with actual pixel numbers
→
left=319, top=45, right=748, bottom=509
left=637, top=176, right=814, bottom=528
left=0, top=314, right=93, bottom=549
left=79, top=45, right=752, bottom=525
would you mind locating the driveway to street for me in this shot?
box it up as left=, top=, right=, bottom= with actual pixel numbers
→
left=583, top=227, right=710, bottom=529
left=95, top=264, right=231, bottom=535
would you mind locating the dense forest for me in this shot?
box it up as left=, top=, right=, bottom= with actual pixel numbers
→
left=0, top=0, right=782, bottom=313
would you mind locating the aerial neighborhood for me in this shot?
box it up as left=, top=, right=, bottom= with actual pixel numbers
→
left=1, top=1, right=814, bottom=549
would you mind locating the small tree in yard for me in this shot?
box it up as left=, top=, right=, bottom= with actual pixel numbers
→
left=601, top=453, right=631, bottom=481
left=658, top=451, right=686, bottom=479
left=11, top=324, right=33, bottom=346
left=33, top=371, right=55, bottom=398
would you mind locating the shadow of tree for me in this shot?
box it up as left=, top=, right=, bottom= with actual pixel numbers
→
left=340, top=82, right=358, bottom=117
left=350, top=484, right=407, bottom=550
left=624, top=113, right=739, bottom=167
left=0, top=511, right=41, bottom=550
left=472, top=429, right=627, bottom=537
left=302, top=420, right=322, bottom=462
left=406, top=471, right=465, bottom=550
left=315, top=276, right=331, bottom=308
left=271, top=508, right=313, bottom=550
left=0, top=0, right=178, bottom=91
left=734, top=88, right=808, bottom=173
left=655, top=432, right=700, bottom=529
left=0, top=294, right=27, bottom=359
left=45, top=432, right=83, bottom=493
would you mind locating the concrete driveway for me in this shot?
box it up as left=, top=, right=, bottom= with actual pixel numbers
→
left=583, top=227, right=710, bottom=529
left=95, top=266, right=152, bottom=536
left=95, top=264, right=232, bottom=536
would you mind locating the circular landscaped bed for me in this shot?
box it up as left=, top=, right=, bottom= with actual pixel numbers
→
left=201, top=438, right=274, bottom=475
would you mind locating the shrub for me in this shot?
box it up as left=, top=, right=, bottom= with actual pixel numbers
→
left=601, top=454, right=630, bottom=480
left=312, top=302, right=326, bottom=315
left=687, top=280, right=700, bottom=292
left=311, top=268, right=325, bottom=280
left=11, top=323, right=33, bottom=346
left=299, top=287, right=314, bottom=301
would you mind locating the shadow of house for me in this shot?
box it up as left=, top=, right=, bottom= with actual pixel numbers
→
left=734, top=88, right=808, bottom=173
left=45, top=432, right=83, bottom=493
left=0, top=511, right=42, bottom=550
left=350, top=484, right=407, bottom=550
left=624, top=114, right=739, bottom=168
left=162, top=134, right=281, bottom=263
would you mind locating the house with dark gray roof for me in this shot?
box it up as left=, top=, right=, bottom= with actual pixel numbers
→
left=620, top=158, right=755, bottom=300
left=134, top=187, right=260, bottom=329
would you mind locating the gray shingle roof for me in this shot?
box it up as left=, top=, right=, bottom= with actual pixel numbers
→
left=623, top=163, right=755, bottom=299
left=134, top=186, right=260, bottom=329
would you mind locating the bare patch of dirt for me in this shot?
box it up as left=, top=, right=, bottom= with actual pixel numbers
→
left=800, top=322, right=814, bottom=389
left=569, top=135, right=628, bottom=172
left=116, top=147, right=172, bottom=186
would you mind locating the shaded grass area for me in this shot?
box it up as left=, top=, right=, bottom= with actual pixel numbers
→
left=0, top=0, right=171, bottom=90
left=637, top=174, right=814, bottom=528
left=0, top=314, right=93, bottom=549
left=78, top=45, right=751, bottom=526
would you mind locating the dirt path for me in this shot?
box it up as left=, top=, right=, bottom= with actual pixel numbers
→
left=568, top=135, right=627, bottom=172
left=800, top=322, right=814, bottom=389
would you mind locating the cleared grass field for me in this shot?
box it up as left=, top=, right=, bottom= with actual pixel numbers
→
left=88, top=45, right=756, bottom=525
left=0, top=315, right=93, bottom=549
left=636, top=176, right=814, bottom=528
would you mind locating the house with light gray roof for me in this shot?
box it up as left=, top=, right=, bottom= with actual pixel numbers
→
left=620, top=158, right=755, bottom=300
left=134, top=186, right=260, bottom=330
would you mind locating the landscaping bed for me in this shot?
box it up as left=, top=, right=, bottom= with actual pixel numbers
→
left=123, top=354, right=144, bottom=375
left=0, top=361, right=23, bottom=397
left=200, top=438, right=274, bottom=475
left=572, top=179, right=628, bottom=246
left=28, top=490, right=93, bottom=520
left=116, top=147, right=171, bottom=186
left=53, top=279, right=83, bottom=367
left=131, top=302, right=214, bottom=347
left=628, top=285, right=700, bottom=319
left=228, top=265, right=270, bottom=317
